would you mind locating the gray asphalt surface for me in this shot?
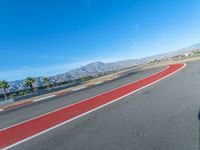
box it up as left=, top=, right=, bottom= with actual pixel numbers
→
left=0, top=66, right=163, bottom=130
left=3, top=61, right=200, bottom=150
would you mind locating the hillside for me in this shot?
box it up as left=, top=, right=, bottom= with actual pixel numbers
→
left=1, top=42, right=200, bottom=94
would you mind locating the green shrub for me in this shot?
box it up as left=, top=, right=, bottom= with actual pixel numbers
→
left=9, top=93, right=17, bottom=99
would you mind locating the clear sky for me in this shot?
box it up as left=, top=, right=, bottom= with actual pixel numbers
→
left=0, top=0, right=200, bottom=81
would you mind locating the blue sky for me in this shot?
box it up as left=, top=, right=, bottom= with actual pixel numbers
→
left=0, top=0, right=200, bottom=81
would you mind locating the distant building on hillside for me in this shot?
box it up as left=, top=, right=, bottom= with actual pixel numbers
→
left=184, top=51, right=194, bottom=56
left=171, top=55, right=185, bottom=60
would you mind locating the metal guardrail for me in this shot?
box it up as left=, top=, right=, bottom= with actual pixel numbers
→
left=1, top=67, right=140, bottom=104
left=0, top=99, right=14, bottom=106
left=14, top=82, right=82, bottom=102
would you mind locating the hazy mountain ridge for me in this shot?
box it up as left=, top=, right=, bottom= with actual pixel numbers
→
left=1, top=42, right=200, bottom=94
left=142, top=43, right=200, bottom=61
left=1, top=60, right=144, bottom=93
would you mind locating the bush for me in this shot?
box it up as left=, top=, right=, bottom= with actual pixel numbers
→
left=24, top=90, right=31, bottom=95
left=19, top=90, right=31, bottom=96
left=9, top=93, right=17, bottom=99
left=19, top=91, right=26, bottom=96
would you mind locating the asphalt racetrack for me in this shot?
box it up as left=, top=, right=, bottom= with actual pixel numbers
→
left=1, top=61, right=200, bottom=150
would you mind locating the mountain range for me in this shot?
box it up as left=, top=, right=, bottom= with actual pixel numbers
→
left=2, top=42, right=200, bottom=94
left=6, top=60, right=146, bottom=93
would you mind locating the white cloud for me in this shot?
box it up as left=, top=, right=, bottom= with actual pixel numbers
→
left=135, top=24, right=139, bottom=32
left=22, top=66, right=30, bottom=70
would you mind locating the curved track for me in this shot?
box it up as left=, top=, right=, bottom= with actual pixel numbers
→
left=0, top=63, right=189, bottom=150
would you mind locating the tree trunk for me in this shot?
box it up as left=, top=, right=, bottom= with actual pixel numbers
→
left=30, top=84, right=34, bottom=92
left=47, top=84, right=51, bottom=89
left=3, top=88, right=7, bottom=100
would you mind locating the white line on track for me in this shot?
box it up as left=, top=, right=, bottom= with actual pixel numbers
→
left=0, top=64, right=183, bottom=132
left=1, top=63, right=186, bottom=150
left=0, top=64, right=178, bottom=132
left=1, top=66, right=170, bottom=132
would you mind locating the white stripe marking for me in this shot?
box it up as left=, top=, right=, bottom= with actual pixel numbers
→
left=72, top=86, right=86, bottom=91
left=33, top=95, right=56, bottom=102
left=94, top=81, right=103, bottom=85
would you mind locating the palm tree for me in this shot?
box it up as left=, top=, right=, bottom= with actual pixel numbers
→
left=0, top=80, right=10, bottom=100
left=25, top=77, right=35, bottom=92
left=43, top=77, right=51, bottom=88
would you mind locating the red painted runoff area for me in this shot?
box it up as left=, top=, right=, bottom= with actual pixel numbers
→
left=0, top=63, right=184, bottom=149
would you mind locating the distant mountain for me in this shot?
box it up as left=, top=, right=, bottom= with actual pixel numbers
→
left=187, top=43, right=200, bottom=49
left=54, top=59, right=144, bottom=81
left=1, top=60, right=144, bottom=93
left=141, top=43, right=200, bottom=61
left=1, top=42, right=200, bottom=94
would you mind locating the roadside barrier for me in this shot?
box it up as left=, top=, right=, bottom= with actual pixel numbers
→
left=0, top=99, right=14, bottom=106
